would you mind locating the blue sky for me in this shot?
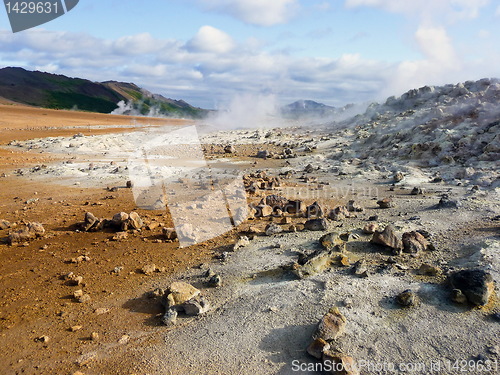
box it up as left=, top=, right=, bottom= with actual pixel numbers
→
left=1, top=0, right=499, bottom=108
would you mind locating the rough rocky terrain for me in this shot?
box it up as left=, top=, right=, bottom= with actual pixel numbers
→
left=0, top=79, right=499, bottom=375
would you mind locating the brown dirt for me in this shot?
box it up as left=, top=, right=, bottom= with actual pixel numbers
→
left=0, top=104, right=294, bottom=374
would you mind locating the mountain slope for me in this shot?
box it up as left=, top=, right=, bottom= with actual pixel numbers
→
left=281, top=100, right=336, bottom=119
left=0, top=67, right=207, bottom=118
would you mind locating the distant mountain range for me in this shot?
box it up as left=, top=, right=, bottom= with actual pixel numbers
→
left=281, top=99, right=336, bottom=118
left=0, top=67, right=208, bottom=119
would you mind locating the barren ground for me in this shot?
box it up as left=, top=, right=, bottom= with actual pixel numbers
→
left=0, top=104, right=498, bottom=375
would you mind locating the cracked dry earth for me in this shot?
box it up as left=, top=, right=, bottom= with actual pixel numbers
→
left=0, top=104, right=499, bottom=375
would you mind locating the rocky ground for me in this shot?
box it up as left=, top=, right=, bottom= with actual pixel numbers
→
left=0, top=79, right=499, bottom=375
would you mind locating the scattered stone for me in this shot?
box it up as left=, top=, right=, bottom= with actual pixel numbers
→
left=91, top=332, right=99, bottom=341
left=255, top=204, right=273, bottom=217
left=307, top=338, right=330, bottom=359
left=265, top=223, right=283, bottom=236
left=451, top=289, right=467, bottom=304
left=165, top=282, right=201, bottom=307
left=322, top=351, right=360, bottom=375
left=368, top=215, right=378, bottom=221
left=112, top=212, right=129, bottom=227
left=304, top=164, right=315, bottom=173
left=304, top=218, right=328, bottom=231
left=377, top=197, right=394, bottom=209
left=70, top=255, right=91, bottom=264
left=449, top=269, right=494, bottom=306
left=319, top=232, right=345, bottom=251
left=281, top=217, right=291, bottom=224
left=232, top=236, right=250, bottom=251
left=8, top=222, right=45, bottom=245
left=82, top=212, right=101, bottom=232
left=402, top=231, right=428, bottom=255
left=294, top=249, right=337, bottom=278
left=126, top=180, right=133, bottom=188
left=306, top=201, right=324, bottom=218
left=74, top=291, right=91, bottom=303
left=312, top=307, right=347, bottom=341
left=162, top=308, right=178, bottom=326
left=285, top=200, right=305, bottom=214
left=352, top=260, right=369, bottom=277
left=362, top=223, right=379, bottom=234
left=35, top=335, right=50, bottom=343
left=328, top=206, right=350, bottom=221
left=162, top=227, right=177, bottom=241
left=370, top=225, right=402, bottom=253
left=491, top=313, right=500, bottom=322
left=0, top=219, right=12, bottom=230
left=224, top=145, right=235, bottom=153
left=70, top=325, right=83, bottom=332
left=176, top=223, right=196, bottom=243
left=128, top=212, right=144, bottom=230
left=436, top=194, right=459, bottom=209
left=141, top=264, right=157, bottom=275
left=112, top=232, right=128, bottom=241
left=256, top=150, right=270, bottom=159
left=347, top=200, right=363, bottom=212
left=95, top=308, right=110, bottom=315
left=396, top=289, right=417, bottom=307
left=393, top=171, right=404, bottom=182
left=417, top=263, right=441, bottom=276
left=208, top=274, right=222, bottom=287
left=265, top=194, right=289, bottom=209
left=411, top=187, right=424, bottom=195
left=180, top=296, right=210, bottom=316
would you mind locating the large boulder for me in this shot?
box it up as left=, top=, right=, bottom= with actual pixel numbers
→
left=370, top=225, right=402, bottom=252
left=449, top=269, right=494, bottom=306
left=312, top=307, right=346, bottom=341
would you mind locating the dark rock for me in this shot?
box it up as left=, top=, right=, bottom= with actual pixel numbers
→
left=449, top=269, right=494, bottom=306
left=436, top=194, right=459, bottom=209
left=370, top=225, right=402, bottom=252
left=162, top=227, right=178, bottom=241
left=224, top=145, right=235, bottom=153
left=306, top=201, right=323, bottom=218
left=402, top=231, right=428, bottom=255
left=328, top=206, right=350, bottom=221
left=265, top=194, right=289, bottom=210
left=396, top=289, right=417, bottom=307
left=368, top=215, right=378, bottom=221
left=284, top=200, right=305, bottom=214
left=256, top=150, right=270, bottom=159
left=208, top=274, right=222, bottom=287
left=411, top=187, right=424, bottom=195
left=304, top=218, right=328, bottom=231
left=377, top=197, right=394, bottom=209
left=304, top=164, right=314, bottom=173
left=347, top=200, right=363, bottom=212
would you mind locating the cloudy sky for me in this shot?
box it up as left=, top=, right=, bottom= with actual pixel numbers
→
left=1, top=0, right=499, bottom=109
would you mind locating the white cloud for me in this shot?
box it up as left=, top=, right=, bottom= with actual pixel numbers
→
left=344, top=0, right=489, bottom=22
left=496, top=5, right=500, bottom=17
left=186, top=25, right=235, bottom=54
left=196, top=0, right=299, bottom=26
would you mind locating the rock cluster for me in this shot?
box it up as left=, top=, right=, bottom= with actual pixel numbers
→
left=8, top=222, right=45, bottom=245
left=307, top=307, right=359, bottom=375
left=161, top=282, right=210, bottom=326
